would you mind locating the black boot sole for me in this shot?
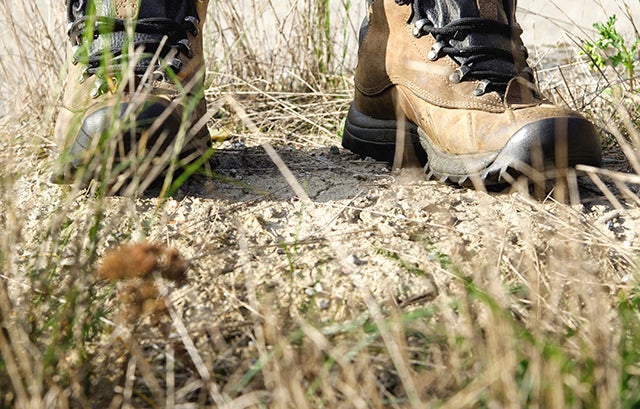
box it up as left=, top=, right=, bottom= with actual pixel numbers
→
left=341, top=103, right=427, bottom=167
left=342, top=103, right=603, bottom=187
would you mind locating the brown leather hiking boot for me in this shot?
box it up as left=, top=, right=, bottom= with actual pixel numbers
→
left=342, top=0, right=602, bottom=186
left=55, top=0, right=210, bottom=189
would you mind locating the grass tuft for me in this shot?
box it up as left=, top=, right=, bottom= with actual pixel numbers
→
left=1, top=0, right=640, bottom=407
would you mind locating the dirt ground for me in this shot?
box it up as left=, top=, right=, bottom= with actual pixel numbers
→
left=3, top=0, right=640, bottom=404
left=8, top=121, right=638, bottom=401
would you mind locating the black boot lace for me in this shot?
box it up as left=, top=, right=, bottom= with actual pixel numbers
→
left=66, top=0, right=199, bottom=94
left=396, top=0, right=532, bottom=96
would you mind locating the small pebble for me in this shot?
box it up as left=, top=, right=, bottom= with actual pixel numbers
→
left=317, top=299, right=330, bottom=310
left=346, top=254, right=366, bottom=266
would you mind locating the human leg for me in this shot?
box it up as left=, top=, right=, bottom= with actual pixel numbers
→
left=343, top=0, right=602, bottom=186
left=55, top=0, right=210, bottom=187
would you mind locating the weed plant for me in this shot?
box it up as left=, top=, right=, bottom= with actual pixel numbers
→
left=1, top=1, right=640, bottom=408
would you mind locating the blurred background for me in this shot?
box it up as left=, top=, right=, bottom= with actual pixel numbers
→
left=0, top=0, right=638, bottom=118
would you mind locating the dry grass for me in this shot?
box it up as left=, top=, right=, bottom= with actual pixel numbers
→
left=1, top=0, right=640, bottom=408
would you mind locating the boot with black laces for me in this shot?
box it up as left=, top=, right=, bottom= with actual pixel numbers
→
left=55, top=0, right=210, bottom=191
left=343, top=0, right=602, bottom=186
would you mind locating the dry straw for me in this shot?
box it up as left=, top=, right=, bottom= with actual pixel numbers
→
left=1, top=0, right=640, bottom=408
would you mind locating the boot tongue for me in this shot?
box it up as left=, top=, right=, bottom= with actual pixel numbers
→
left=67, top=0, right=200, bottom=80
left=413, top=0, right=524, bottom=94
left=415, top=0, right=510, bottom=28
left=120, top=0, right=196, bottom=20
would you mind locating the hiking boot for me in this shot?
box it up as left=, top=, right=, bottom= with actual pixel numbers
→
left=54, top=0, right=211, bottom=189
left=342, top=0, right=602, bottom=186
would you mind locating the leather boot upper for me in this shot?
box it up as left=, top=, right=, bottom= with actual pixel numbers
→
left=354, top=0, right=585, bottom=155
left=55, top=0, right=209, bottom=153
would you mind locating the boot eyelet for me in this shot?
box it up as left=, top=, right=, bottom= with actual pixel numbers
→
left=72, top=0, right=85, bottom=15
left=449, top=66, right=470, bottom=83
left=176, top=39, right=193, bottom=58
left=184, top=16, right=199, bottom=36
left=473, top=79, right=491, bottom=96
left=90, top=78, right=107, bottom=99
left=71, top=46, right=81, bottom=65
left=167, top=59, right=182, bottom=73
left=68, top=23, right=81, bottom=46
left=428, top=41, right=447, bottom=61
left=413, top=18, right=430, bottom=38
left=152, top=71, right=166, bottom=82
left=78, top=67, right=90, bottom=84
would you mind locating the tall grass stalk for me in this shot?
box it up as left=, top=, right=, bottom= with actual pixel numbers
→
left=2, top=0, right=640, bottom=407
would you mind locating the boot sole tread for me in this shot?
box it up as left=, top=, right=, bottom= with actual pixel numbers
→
left=342, top=103, right=602, bottom=187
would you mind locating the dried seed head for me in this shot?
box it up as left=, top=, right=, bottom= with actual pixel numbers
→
left=97, top=242, right=188, bottom=282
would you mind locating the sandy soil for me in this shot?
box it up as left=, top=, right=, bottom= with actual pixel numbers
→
left=3, top=0, right=640, bottom=403
left=9, top=124, right=638, bottom=401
